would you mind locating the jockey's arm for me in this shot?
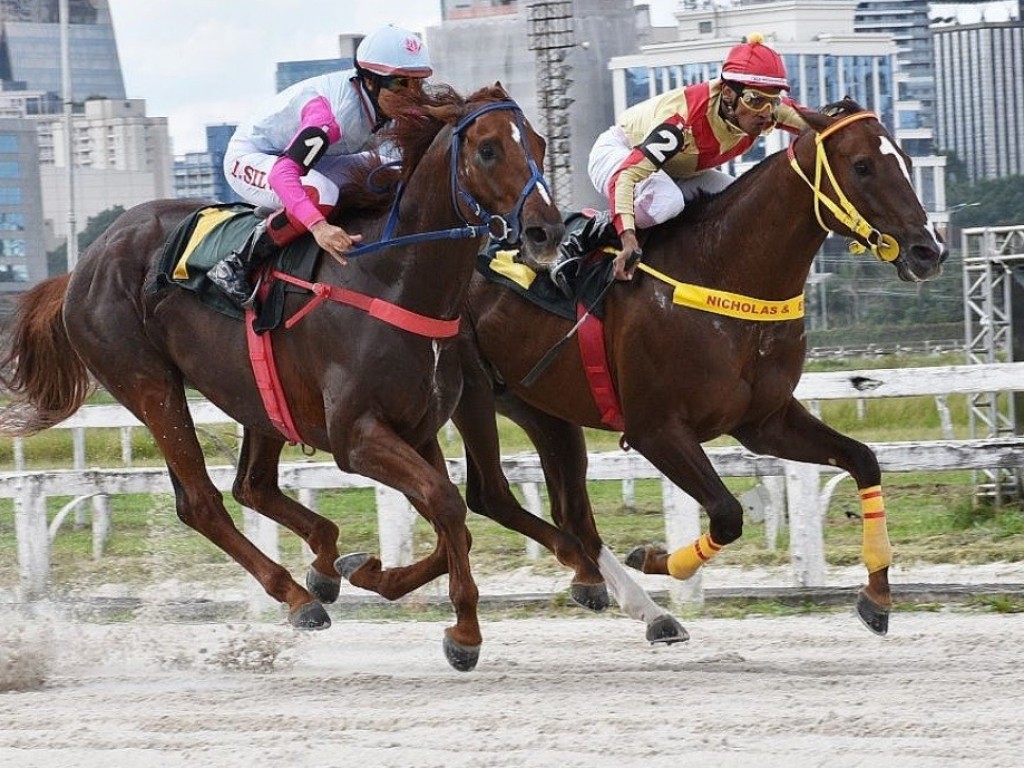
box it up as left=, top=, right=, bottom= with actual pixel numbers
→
left=267, top=96, right=342, bottom=230
left=607, top=114, right=689, bottom=235
left=776, top=98, right=810, bottom=135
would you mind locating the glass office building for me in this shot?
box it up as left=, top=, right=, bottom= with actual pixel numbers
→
left=0, top=0, right=124, bottom=102
left=0, top=117, right=45, bottom=288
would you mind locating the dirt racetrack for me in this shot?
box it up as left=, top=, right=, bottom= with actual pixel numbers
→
left=2, top=602, right=1023, bottom=768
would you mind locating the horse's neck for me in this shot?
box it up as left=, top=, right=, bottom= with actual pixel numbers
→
left=358, top=147, right=476, bottom=318
left=654, top=156, right=825, bottom=301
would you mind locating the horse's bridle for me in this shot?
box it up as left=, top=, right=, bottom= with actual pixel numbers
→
left=448, top=100, right=550, bottom=244
left=345, top=99, right=549, bottom=257
left=787, top=111, right=900, bottom=263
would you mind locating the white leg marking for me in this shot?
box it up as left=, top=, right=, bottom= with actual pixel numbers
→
left=598, top=545, right=669, bottom=624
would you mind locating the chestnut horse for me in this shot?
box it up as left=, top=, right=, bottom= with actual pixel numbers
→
left=0, top=84, right=563, bottom=671
left=449, top=99, right=947, bottom=640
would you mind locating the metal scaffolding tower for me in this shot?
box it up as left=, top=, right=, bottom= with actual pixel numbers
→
left=526, top=1, right=574, bottom=206
left=962, top=225, right=1024, bottom=502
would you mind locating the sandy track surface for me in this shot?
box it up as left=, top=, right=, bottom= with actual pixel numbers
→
left=2, top=605, right=1023, bottom=768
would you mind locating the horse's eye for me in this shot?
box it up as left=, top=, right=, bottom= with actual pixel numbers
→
left=853, top=160, right=870, bottom=177
left=478, top=143, right=497, bottom=163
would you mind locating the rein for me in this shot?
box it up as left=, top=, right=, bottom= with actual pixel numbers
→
left=787, top=111, right=900, bottom=262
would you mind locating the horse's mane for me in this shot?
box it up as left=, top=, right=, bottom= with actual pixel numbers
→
left=673, top=96, right=868, bottom=225
left=339, top=83, right=513, bottom=216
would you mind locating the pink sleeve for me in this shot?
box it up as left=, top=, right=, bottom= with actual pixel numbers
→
left=267, top=96, right=343, bottom=230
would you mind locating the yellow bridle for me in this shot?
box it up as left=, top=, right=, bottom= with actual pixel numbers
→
left=787, top=111, right=901, bottom=262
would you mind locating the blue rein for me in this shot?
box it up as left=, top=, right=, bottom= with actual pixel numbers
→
left=344, top=99, right=548, bottom=258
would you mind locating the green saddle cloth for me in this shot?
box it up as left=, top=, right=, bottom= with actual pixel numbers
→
left=152, top=203, right=318, bottom=324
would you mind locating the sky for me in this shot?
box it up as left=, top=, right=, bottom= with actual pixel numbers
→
left=106, top=0, right=679, bottom=156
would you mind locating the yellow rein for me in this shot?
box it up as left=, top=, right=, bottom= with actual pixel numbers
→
left=787, top=111, right=900, bottom=262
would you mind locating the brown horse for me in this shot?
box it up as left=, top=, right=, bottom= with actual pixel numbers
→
left=0, top=83, right=563, bottom=671
left=448, top=99, right=948, bottom=640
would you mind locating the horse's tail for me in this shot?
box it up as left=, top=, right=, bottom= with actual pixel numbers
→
left=0, top=273, right=93, bottom=436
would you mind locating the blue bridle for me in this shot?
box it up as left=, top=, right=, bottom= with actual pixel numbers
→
left=345, top=99, right=550, bottom=258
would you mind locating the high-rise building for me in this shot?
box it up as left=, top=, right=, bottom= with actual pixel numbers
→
left=0, top=0, right=124, bottom=101
left=854, top=0, right=935, bottom=155
left=0, top=0, right=173, bottom=274
left=427, top=0, right=651, bottom=209
left=933, top=19, right=1024, bottom=183
left=0, top=115, right=45, bottom=290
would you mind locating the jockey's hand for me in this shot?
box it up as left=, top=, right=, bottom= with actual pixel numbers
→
left=311, top=220, right=363, bottom=265
left=614, top=229, right=641, bottom=281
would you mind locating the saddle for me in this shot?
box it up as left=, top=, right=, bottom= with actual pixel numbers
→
left=149, top=203, right=319, bottom=333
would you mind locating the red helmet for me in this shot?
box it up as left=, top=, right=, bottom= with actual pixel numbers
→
left=721, top=33, right=789, bottom=91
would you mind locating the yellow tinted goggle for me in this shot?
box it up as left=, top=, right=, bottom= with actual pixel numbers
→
left=739, top=88, right=782, bottom=113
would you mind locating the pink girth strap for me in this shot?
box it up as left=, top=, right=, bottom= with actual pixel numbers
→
left=575, top=303, right=625, bottom=432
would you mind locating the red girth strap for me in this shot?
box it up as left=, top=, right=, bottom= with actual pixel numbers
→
left=271, top=270, right=460, bottom=338
left=575, top=303, right=625, bottom=431
left=243, top=269, right=461, bottom=445
left=245, top=304, right=304, bottom=445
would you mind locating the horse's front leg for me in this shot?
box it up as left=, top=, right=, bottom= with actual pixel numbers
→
left=732, top=397, right=891, bottom=635
left=333, top=417, right=481, bottom=671
left=623, top=419, right=744, bottom=580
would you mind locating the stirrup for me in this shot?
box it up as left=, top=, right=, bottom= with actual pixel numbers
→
left=240, top=275, right=263, bottom=310
left=550, top=257, right=581, bottom=300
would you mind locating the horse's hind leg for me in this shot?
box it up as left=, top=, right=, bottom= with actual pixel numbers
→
left=732, top=398, right=891, bottom=635
left=334, top=419, right=481, bottom=671
left=98, top=370, right=328, bottom=628
left=498, top=395, right=686, bottom=642
left=233, top=430, right=342, bottom=602
left=451, top=372, right=608, bottom=610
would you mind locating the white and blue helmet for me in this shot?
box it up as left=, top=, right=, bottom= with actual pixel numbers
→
left=356, top=25, right=432, bottom=78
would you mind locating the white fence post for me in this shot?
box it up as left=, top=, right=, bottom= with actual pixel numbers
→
left=519, top=482, right=545, bottom=560
left=375, top=485, right=416, bottom=567
left=785, top=461, right=825, bottom=587
left=91, top=494, right=110, bottom=559
left=14, top=476, right=48, bottom=599
left=661, top=475, right=703, bottom=606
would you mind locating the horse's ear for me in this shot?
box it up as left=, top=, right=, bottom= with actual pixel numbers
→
left=425, top=103, right=462, bottom=124
left=492, top=80, right=509, bottom=98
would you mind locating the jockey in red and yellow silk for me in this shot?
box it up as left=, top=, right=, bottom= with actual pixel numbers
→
left=580, top=33, right=809, bottom=281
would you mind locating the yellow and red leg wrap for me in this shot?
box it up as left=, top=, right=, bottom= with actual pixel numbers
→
left=666, top=533, right=722, bottom=580
left=860, top=485, right=892, bottom=573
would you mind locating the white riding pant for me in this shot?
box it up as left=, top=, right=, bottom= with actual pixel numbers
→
left=223, top=136, right=378, bottom=210
left=587, top=125, right=734, bottom=229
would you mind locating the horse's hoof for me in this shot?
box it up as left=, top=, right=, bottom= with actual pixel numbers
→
left=335, top=552, right=371, bottom=581
left=625, top=545, right=648, bottom=571
left=443, top=633, right=480, bottom=673
left=289, top=600, right=331, bottom=631
left=306, top=567, right=341, bottom=603
left=856, top=590, right=890, bottom=636
left=646, top=614, right=690, bottom=645
left=570, top=581, right=609, bottom=612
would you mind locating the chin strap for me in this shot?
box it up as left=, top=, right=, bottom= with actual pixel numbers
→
left=787, top=111, right=900, bottom=263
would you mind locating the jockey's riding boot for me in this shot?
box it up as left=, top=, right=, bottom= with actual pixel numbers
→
left=207, top=220, right=277, bottom=307
left=559, top=210, right=620, bottom=263
left=552, top=210, right=620, bottom=298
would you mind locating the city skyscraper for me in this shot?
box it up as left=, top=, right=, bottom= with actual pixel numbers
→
left=0, top=0, right=124, bottom=102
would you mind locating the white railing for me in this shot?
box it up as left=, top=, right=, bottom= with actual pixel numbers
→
left=4, top=362, right=1024, bottom=600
